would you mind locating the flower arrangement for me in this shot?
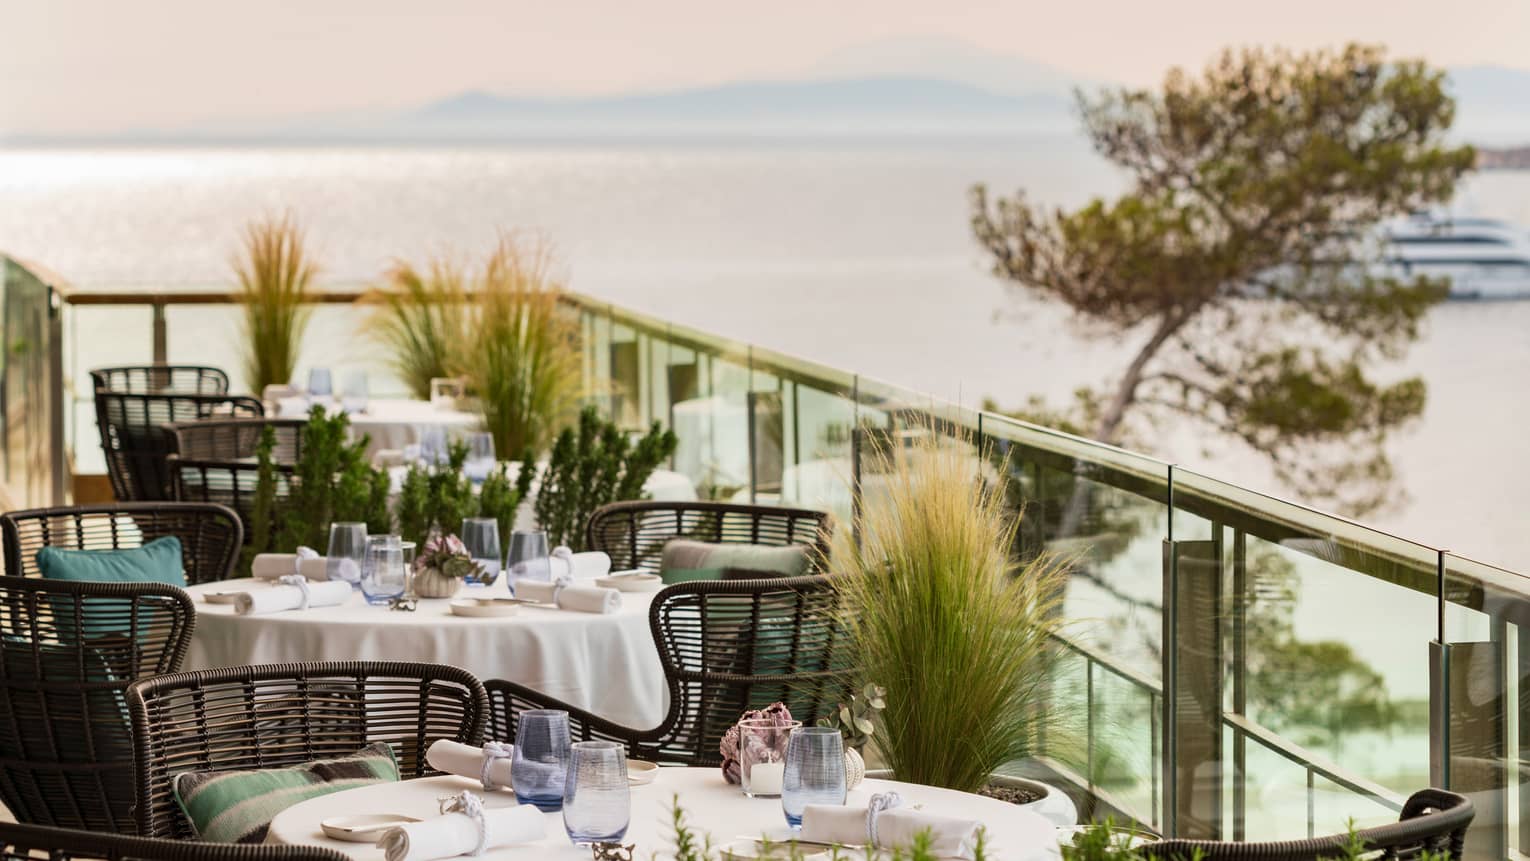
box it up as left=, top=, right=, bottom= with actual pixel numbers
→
left=818, top=683, right=887, bottom=752
left=718, top=702, right=794, bottom=785
left=411, top=533, right=485, bottom=597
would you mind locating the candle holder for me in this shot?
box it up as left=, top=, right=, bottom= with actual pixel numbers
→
left=738, top=717, right=801, bottom=798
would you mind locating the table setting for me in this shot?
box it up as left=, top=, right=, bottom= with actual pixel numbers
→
left=184, top=519, right=669, bottom=728
left=264, top=711, right=1061, bottom=861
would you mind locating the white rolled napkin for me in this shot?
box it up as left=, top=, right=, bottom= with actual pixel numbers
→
left=802, top=794, right=981, bottom=860
left=549, top=547, right=612, bottom=580
left=426, top=739, right=514, bottom=790
left=251, top=547, right=327, bottom=581
left=377, top=794, right=544, bottom=861
left=511, top=577, right=620, bottom=614
left=233, top=578, right=353, bottom=615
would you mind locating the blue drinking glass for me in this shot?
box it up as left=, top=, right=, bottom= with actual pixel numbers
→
left=513, top=709, right=571, bottom=811
left=563, top=741, right=630, bottom=845
left=781, top=727, right=846, bottom=828
left=307, top=367, right=333, bottom=399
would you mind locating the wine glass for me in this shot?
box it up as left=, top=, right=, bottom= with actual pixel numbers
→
left=325, top=522, right=367, bottom=586
left=513, top=709, right=571, bottom=812
left=464, top=432, right=496, bottom=483
left=507, top=530, right=552, bottom=582
left=781, top=727, right=846, bottom=828
left=563, top=741, right=630, bottom=845
left=307, top=367, right=333, bottom=400
left=341, top=370, right=369, bottom=414
left=460, top=517, right=502, bottom=587
left=418, top=426, right=448, bottom=467
left=360, top=534, right=406, bottom=605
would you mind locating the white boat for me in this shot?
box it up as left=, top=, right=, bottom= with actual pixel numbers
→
left=1383, top=213, right=1530, bottom=299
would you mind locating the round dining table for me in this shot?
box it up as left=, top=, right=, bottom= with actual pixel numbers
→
left=182, top=579, right=668, bottom=728
left=266, top=770, right=1062, bottom=860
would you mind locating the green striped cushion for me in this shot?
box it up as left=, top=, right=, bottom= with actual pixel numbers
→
left=659, top=540, right=811, bottom=585
left=173, top=742, right=399, bottom=843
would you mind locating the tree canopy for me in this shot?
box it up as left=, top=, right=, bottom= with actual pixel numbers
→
left=971, top=44, right=1475, bottom=515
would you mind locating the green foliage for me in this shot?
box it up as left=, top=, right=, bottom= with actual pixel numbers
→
left=532, top=406, right=677, bottom=550
left=469, top=236, right=582, bottom=457
left=1058, top=820, right=1163, bottom=861
left=662, top=796, right=988, bottom=861
left=272, top=407, right=390, bottom=550
left=831, top=426, right=1072, bottom=793
left=233, top=212, right=315, bottom=393
left=239, top=426, right=280, bottom=570
left=817, top=683, right=887, bottom=752
left=365, top=258, right=472, bottom=399
left=393, top=440, right=531, bottom=547
left=970, top=44, right=1475, bottom=516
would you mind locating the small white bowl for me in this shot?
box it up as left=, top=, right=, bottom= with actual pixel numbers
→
left=627, top=759, right=660, bottom=785
left=201, top=591, right=243, bottom=605
left=320, top=814, right=420, bottom=842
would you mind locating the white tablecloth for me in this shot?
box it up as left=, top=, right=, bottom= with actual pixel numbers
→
left=184, top=579, right=667, bottom=728
left=266, top=771, right=1061, bottom=861
left=276, top=397, right=483, bottom=460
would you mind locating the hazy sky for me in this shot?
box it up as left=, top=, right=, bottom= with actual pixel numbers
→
left=4, top=0, right=1528, bottom=135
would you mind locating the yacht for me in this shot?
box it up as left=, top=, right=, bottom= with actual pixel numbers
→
left=1383, top=213, right=1530, bottom=299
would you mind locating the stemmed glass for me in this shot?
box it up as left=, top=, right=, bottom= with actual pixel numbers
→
left=326, top=522, right=367, bottom=586
left=563, top=741, right=630, bottom=845
left=460, top=517, right=502, bottom=586
left=307, top=367, right=333, bottom=401
left=781, top=727, right=846, bottom=828
left=341, top=370, right=369, bottom=414
left=360, top=534, right=406, bottom=605
left=513, top=709, right=571, bottom=812
left=464, top=432, right=496, bottom=483
left=418, top=427, right=448, bottom=467
left=507, top=531, right=552, bottom=582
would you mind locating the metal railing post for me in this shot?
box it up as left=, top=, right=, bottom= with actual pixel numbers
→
left=152, top=300, right=168, bottom=365
left=48, top=289, right=67, bottom=504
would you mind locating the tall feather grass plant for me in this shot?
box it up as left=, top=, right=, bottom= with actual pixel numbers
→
left=832, top=426, right=1071, bottom=792
left=233, top=213, right=316, bottom=392
left=366, top=258, right=472, bottom=399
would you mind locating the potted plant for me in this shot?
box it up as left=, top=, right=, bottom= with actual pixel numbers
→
left=830, top=424, right=1078, bottom=824
left=411, top=533, right=485, bottom=598
left=817, top=683, right=885, bottom=790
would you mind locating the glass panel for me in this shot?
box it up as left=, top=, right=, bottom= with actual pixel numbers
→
left=669, top=346, right=749, bottom=500
left=608, top=321, right=640, bottom=429
left=2, top=258, right=58, bottom=506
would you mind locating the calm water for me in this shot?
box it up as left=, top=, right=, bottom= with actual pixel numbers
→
left=2, top=141, right=1529, bottom=576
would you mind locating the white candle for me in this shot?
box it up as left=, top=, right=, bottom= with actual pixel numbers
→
left=748, top=761, right=784, bottom=796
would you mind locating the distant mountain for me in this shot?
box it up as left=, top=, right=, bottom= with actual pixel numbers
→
left=804, top=35, right=1096, bottom=98
left=370, top=76, right=1075, bottom=138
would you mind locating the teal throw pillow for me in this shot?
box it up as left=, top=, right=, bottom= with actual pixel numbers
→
left=658, top=539, right=811, bottom=585
left=173, top=742, right=400, bottom=843
left=37, top=536, right=186, bottom=588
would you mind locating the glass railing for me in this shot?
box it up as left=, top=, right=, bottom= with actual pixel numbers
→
left=29, top=274, right=1530, bottom=854
left=0, top=256, right=64, bottom=509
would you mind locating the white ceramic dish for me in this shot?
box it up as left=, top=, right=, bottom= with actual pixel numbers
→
left=201, top=591, right=243, bottom=605
left=627, top=759, right=660, bottom=785
left=320, top=814, right=421, bottom=842
left=719, top=838, right=831, bottom=860
left=449, top=597, right=521, bottom=618
left=596, top=572, right=664, bottom=593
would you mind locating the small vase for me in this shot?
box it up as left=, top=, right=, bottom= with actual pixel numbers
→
left=844, top=747, right=865, bottom=790
left=412, top=567, right=460, bottom=598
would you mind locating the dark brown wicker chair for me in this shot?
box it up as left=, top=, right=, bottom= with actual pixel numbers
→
left=94, top=390, right=264, bottom=501
left=1143, top=788, right=1472, bottom=861
left=90, top=365, right=231, bottom=396
left=485, top=574, right=851, bottom=766
left=0, top=577, right=195, bottom=834
left=166, top=419, right=307, bottom=542
left=585, top=500, right=833, bottom=574
left=1, top=502, right=243, bottom=586
left=127, top=661, right=489, bottom=838
left=0, top=822, right=346, bottom=861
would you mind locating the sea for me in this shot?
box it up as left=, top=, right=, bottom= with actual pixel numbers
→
left=3, top=137, right=1526, bottom=828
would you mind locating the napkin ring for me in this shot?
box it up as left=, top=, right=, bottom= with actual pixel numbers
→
left=480, top=741, right=513, bottom=791
left=866, top=791, right=903, bottom=848
left=439, top=791, right=488, bottom=856
left=277, top=575, right=311, bottom=610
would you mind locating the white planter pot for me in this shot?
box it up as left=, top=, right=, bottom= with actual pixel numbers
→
left=412, top=567, right=460, bottom=598
left=863, top=770, right=1077, bottom=828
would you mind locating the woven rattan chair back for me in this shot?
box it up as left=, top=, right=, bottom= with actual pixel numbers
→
left=127, top=661, right=488, bottom=838
left=166, top=419, right=306, bottom=541
left=94, top=391, right=263, bottom=501
left=585, top=501, right=832, bottom=574
left=90, top=366, right=231, bottom=397
left=0, top=821, right=347, bottom=861
left=1145, top=788, right=1473, bottom=861
left=486, top=574, right=851, bottom=767
left=0, top=577, right=195, bottom=833
left=0, top=503, right=243, bottom=586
